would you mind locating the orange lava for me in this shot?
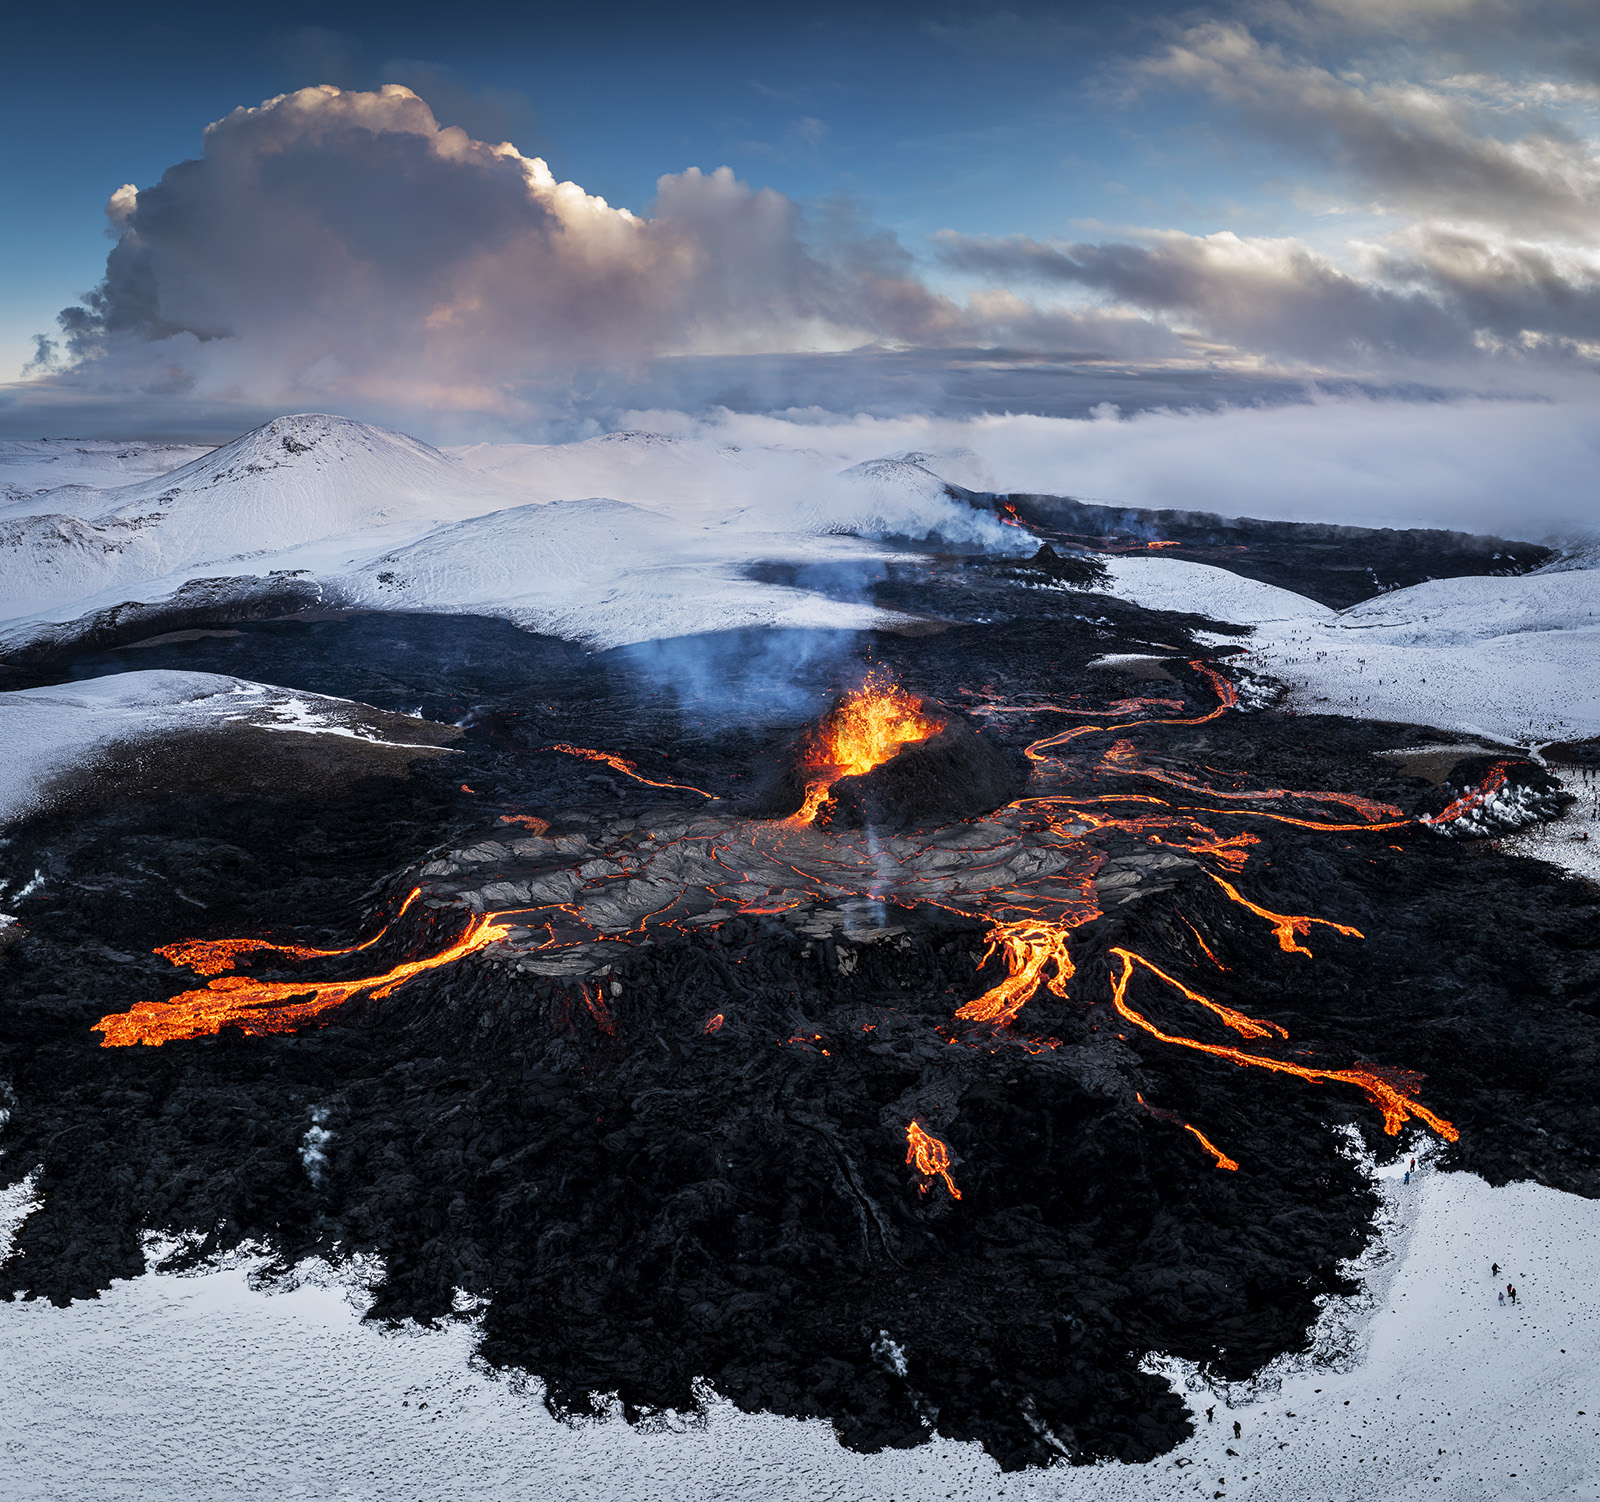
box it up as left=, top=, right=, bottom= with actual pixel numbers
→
left=906, top=1121, right=962, bottom=1199
left=95, top=908, right=516, bottom=1047
left=154, top=888, right=423, bottom=977
left=1136, top=1093, right=1239, bottom=1169
left=584, top=983, right=617, bottom=1035
left=1110, top=947, right=1458, bottom=1141
left=1185, top=1124, right=1240, bottom=1171
left=955, top=918, right=1075, bottom=1026
left=1422, top=762, right=1512, bottom=829
left=500, top=814, right=551, bottom=833
left=1208, top=874, right=1363, bottom=957
left=545, top=743, right=713, bottom=798
left=791, top=672, right=943, bottom=825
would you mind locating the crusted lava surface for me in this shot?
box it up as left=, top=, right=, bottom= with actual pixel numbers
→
left=2, top=548, right=1598, bottom=1473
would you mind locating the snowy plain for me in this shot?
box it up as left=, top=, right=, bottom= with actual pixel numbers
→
left=1098, top=555, right=1600, bottom=749
left=2, top=1151, right=1596, bottom=1501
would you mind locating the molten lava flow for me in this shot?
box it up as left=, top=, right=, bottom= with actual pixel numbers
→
left=1421, top=762, right=1513, bottom=829
left=1109, top=948, right=1458, bottom=1141
left=1208, top=875, right=1363, bottom=957
left=96, top=909, right=516, bottom=1047
left=545, top=743, right=713, bottom=798
left=1097, top=740, right=1407, bottom=827
left=956, top=918, right=1074, bottom=1026
left=155, top=888, right=424, bottom=976
left=906, top=1121, right=962, bottom=1199
left=791, top=672, right=943, bottom=825
left=583, top=983, right=617, bottom=1035
left=1181, top=917, right=1229, bottom=970
left=1116, top=948, right=1287, bottom=1040
left=500, top=814, right=551, bottom=833
left=1184, top=1124, right=1240, bottom=1171
left=1136, top=1093, right=1239, bottom=1169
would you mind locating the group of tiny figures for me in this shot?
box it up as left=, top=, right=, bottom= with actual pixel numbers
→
left=1490, top=1262, right=1519, bottom=1306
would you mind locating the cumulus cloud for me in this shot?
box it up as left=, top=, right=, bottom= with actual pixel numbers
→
left=35, top=85, right=1173, bottom=419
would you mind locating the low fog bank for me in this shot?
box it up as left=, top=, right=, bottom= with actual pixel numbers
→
left=614, top=395, right=1599, bottom=546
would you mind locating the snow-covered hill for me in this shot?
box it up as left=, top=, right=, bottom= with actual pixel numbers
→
left=0, top=438, right=210, bottom=508
left=0, top=415, right=520, bottom=621
left=1100, top=554, right=1600, bottom=747
left=0, top=670, right=457, bottom=830
left=0, top=416, right=1016, bottom=652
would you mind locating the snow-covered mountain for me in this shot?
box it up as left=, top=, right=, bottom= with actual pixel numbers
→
left=0, top=415, right=1016, bottom=651
left=0, top=415, right=523, bottom=620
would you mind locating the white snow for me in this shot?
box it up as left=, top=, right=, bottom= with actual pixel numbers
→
left=0, top=417, right=1017, bottom=654
left=0, top=1158, right=1594, bottom=1500
left=0, top=670, right=453, bottom=831
left=1098, top=557, right=1600, bottom=749
left=1496, top=768, right=1600, bottom=886
left=0, top=438, right=210, bottom=509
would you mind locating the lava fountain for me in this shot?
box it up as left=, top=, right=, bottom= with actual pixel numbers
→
left=790, top=671, right=943, bottom=825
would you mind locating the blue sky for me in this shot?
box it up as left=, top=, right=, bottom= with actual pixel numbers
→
left=6, top=0, right=1600, bottom=438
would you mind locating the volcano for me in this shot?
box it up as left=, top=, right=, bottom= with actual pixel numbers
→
left=2, top=422, right=1597, bottom=1488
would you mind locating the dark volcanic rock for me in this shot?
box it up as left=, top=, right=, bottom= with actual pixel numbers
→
left=820, top=714, right=1025, bottom=829
left=1, top=581, right=1597, bottom=1476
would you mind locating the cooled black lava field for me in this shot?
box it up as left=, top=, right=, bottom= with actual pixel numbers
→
left=3, top=534, right=1598, bottom=1473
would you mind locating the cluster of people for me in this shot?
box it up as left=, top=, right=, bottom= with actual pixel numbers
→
left=1490, top=1262, right=1519, bottom=1305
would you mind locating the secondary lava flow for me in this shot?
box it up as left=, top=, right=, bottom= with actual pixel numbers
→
left=1110, top=947, right=1457, bottom=1141
left=906, top=1121, right=962, bottom=1199
left=95, top=909, right=516, bottom=1047
left=154, top=888, right=424, bottom=976
left=544, top=743, right=713, bottom=798
left=790, top=671, right=943, bottom=825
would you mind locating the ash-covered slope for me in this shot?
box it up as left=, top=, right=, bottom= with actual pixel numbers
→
left=0, top=415, right=516, bottom=623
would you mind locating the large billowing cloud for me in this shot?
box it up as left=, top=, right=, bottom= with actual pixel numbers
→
left=34, top=85, right=1175, bottom=419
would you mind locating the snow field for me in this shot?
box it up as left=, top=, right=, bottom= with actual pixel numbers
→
left=0, top=417, right=1018, bottom=652
left=0, top=670, right=454, bottom=833
left=1099, top=556, right=1600, bottom=749
left=0, top=1163, right=1595, bottom=1501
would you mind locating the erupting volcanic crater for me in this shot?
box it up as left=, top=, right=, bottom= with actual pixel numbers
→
left=3, top=541, right=1598, bottom=1475
left=746, top=672, right=1027, bottom=829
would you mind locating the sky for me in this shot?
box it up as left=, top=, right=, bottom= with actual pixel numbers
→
left=5, top=0, right=1600, bottom=471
